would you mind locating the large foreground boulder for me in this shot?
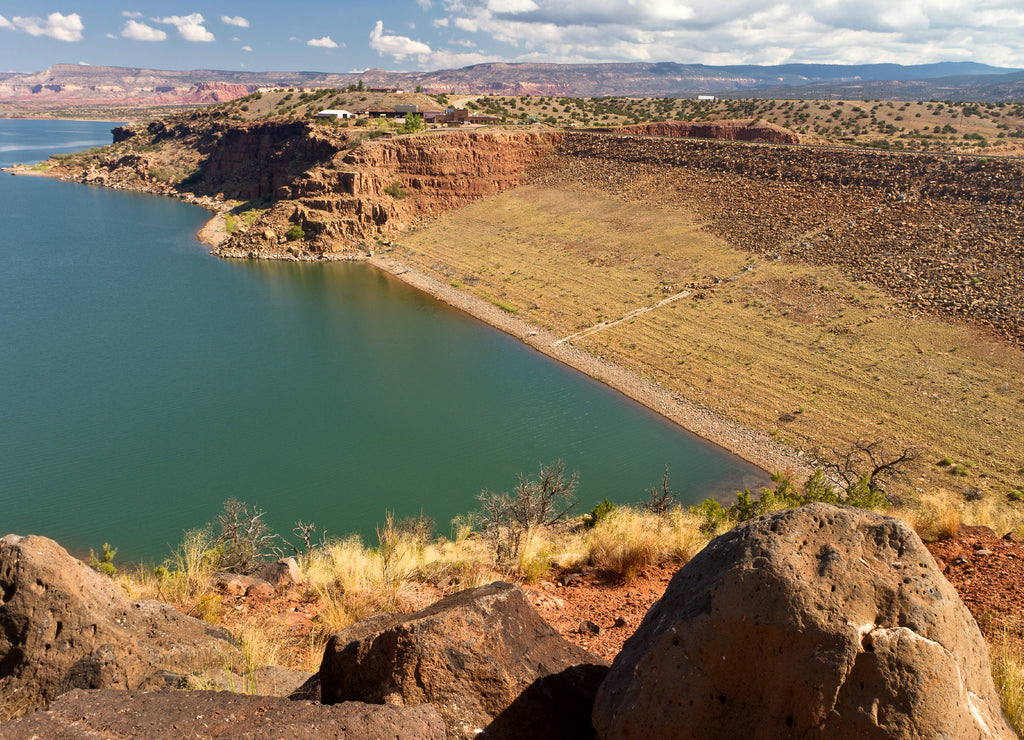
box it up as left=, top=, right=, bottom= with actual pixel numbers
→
left=0, top=689, right=445, bottom=739
left=592, top=504, right=1015, bottom=739
left=318, top=581, right=609, bottom=739
left=0, top=534, right=240, bottom=711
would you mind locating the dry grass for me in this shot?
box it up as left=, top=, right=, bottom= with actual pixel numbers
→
left=0, top=679, right=39, bottom=725
left=587, top=507, right=711, bottom=581
left=395, top=177, right=1024, bottom=521
left=989, top=630, right=1024, bottom=736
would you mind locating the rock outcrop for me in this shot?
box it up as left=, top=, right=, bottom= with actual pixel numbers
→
left=592, top=504, right=1015, bottom=739
left=0, top=534, right=240, bottom=711
left=218, top=129, right=562, bottom=258
left=317, top=581, right=609, bottom=739
left=0, top=689, right=446, bottom=739
left=606, top=119, right=799, bottom=144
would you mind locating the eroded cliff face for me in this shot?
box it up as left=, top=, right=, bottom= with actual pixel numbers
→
left=217, top=129, right=563, bottom=258
left=604, top=120, right=799, bottom=144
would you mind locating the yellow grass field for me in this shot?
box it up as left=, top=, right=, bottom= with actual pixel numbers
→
left=391, top=172, right=1024, bottom=511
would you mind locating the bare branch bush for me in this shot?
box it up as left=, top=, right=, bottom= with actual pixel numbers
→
left=818, top=439, right=918, bottom=494
left=475, top=460, right=579, bottom=562
left=215, top=499, right=289, bottom=575
left=643, top=465, right=678, bottom=515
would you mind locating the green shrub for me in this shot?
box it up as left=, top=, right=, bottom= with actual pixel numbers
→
left=285, top=224, right=305, bottom=242
left=690, top=467, right=887, bottom=530
left=89, top=542, right=117, bottom=578
left=583, top=499, right=616, bottom=529
left=383, top=181, right=406, bottom=199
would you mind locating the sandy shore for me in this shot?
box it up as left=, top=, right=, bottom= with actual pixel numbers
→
left=363, top=253, right=807, bottom=479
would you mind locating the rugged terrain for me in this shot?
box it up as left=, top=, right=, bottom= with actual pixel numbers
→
left=2, top=507, right=1019, bottom=737
left=19, top=110, right=1024, bottom=507
left=3, top=61, right=1022, bottom=111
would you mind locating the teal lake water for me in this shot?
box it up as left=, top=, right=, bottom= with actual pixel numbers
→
left=0, top=119, right=767, bottom=562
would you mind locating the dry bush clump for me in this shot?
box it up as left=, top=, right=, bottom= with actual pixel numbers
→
left=586, top=507, right=711, bottom=581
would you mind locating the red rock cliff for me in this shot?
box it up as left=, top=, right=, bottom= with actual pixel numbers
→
left=221, top=129, right=562, bottom=257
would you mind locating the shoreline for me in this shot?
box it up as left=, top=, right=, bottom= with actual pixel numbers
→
left=362, top=252, right=807, bottom=479
left=196, top=208, right=803, bottom=479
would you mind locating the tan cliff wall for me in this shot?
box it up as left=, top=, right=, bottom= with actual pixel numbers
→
left=220, top=129, right=563, bottom=257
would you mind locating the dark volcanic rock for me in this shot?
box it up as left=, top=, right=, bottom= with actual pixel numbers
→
left=608, top=120, right=799, bottom=144
left=0, top=689, right=445, bottom=739
left=0, top=534, right=240, bottom=712
left=319, top=581, right=609, bottom=739
left=592, top=504, right=1015, bottom=739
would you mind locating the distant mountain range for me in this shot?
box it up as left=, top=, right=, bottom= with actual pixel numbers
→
left=1, top=61, right=1022, bottom=108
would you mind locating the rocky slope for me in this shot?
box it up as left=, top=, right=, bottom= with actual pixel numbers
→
left=602, top=119, right=799, bottom=144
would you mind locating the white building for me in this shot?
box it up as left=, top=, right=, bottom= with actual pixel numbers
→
left=317, top=109, right=356, bottom=119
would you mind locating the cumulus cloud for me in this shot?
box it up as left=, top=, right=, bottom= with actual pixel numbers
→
left=308, top=36, right=339, bottom=48
left=154, top=13, right=215, bottom=42
left=437, top=0, right=1024, bottom=66
left=434, top=17, right=450, bottom=26
left=121, top=11, right=143, bottom=19
left=417, top=0, right=432, bottom=8
left=121, top=19, right=167, bottom=41
left=8, top=12, right=84, bottom=41
left=0, top=15, right=13, bottom=30
left=241, top=45, right=252, bottom=51
left=369, top=20, right=432, bottom=59
left=221, top=15, right=249, bottom=28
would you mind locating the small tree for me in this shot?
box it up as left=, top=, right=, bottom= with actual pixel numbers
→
left=642, top=465, right=677, bottom=515
left=475, top=460, right=578, bottom=561
left=285, top=224, right=305, bottom=241
left=818, top=439, right=918, bottom=494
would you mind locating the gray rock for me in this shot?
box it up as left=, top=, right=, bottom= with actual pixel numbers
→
left=0, top=689, right=445, bottom=739
left=0, top=534, right=241, bottom=712
left=578, top=619, right=603, bottom=635
left=259, top=557, right=303, bottom=588
left=319, top=581, right=609, bottom=739
left=593, top=504, right=1015, bottom=739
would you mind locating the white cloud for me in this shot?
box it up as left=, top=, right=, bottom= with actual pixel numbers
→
left=417, top=0, right=433, bottom=8
left=121, top=19, right=167, bottom=41
left=434, top=17, right=450, bottom=26
left=487, top=0, right=538, bottom=13
left=121, top=11, right=144, bottom=19
left=241, top=45, right=252, bottom=51
left=9, top=12, right=84, bottom=41
left=308, top=35, right=339, bottom=48
left=369, top=20, right=433, bottom=59
left=0, top=15, right=13, bottom=30
left=435, top=0, right=1024, bottom=66
left=154, top=13, right=215, bottom=42
left=221, top=15, right=249, bottom=28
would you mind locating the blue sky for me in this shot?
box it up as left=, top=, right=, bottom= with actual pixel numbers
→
left=1, top=1, right=1023, bottom=74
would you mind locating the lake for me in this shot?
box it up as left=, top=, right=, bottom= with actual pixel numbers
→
left=0, top=118, right=767, bottom=562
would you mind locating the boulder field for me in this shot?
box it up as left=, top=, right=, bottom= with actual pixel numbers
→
left=1, top=505, right=1015, bottom=738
